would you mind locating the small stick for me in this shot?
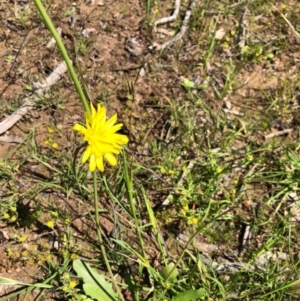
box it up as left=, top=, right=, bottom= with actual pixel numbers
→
left=46, top=27, right=62, bottom=49
left=150, top=0, right=198, bottom=51
left=153, top=0, right=181, bottom=30
left=0, top=61, right=68, bottom=135
left=264, top=129, right=292, bottom=139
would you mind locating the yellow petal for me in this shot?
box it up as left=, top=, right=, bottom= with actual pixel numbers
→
left=73, top=123, right=87, bottom=134
left=97, top=103, right=102, bottom=113
left=105, top=114, right=118, bottom=129
left=91, top=103, right=96, bottom=118
left=82, top=146, right=92, bottom=163
left=96, top=155, right=104, bottom=171
left=104, top=123, right=123, bottom=136
left=104, top=153, right=117, bottom=166
left=89, top=154, right=96, bottom=171
left=113, top=134, right=129, bottom=144
left=95, top=142, right=120, bottom=154
left=95, top=108, right=106, bottom=126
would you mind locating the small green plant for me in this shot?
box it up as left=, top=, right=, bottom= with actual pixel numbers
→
left=73, top=260, right=119, bottom=301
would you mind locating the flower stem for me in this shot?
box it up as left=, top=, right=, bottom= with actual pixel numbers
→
left=93, top=172, right=124, bottom=301
left=33, top=0, right=91, bottom=117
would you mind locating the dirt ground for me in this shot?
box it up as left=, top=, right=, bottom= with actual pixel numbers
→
left=1, top=0, right=300, bottom=300
left=0, top=0, right=178, bottom=298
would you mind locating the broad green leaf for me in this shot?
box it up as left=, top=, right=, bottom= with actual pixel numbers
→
left=83, top=282, right=116, bottom=301
left=73, top=259, right=119, bottom=301
left=159, top=262, right=178, bottom=281
left=77, top=294, right=93, bottom=301
left=172, top=288, right=206, bottom=301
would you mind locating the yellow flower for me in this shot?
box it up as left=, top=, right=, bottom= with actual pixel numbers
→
left=45, top=220, right=54, bottom=229
left=188, top=216, right=198, bottom=225
left=216, top=167, right=223, bottom=174
left=64, top=218, right=71, bottom=224
left=42, top=242, right=50, bottom=249
left=47, top=127, right=54, bottom=134
left=45, top=253, right=52, bottom=262
left=192, top=217, right=198, bottom=224
left=180, top=190, right=187, bottom=196
left=71, top=253, right=79, bottom=260
left=69, top=280, right=77, bottom=289
left=247, top=154, right=253, bottom=161
left=21, top=250, right=28, bottom=257
left=242, top=45, right=250, bottom=54
left=222, top=42, right=229, bottom=49
left=3, top=213, right=9, bottom=219
left=160, top=167, right=166, bottom=173
left=19, top=234, right=27, bottom=242
left=52, top=142, right=58, bottom=149
left=6, top=248, right=13, bottom=257
left=10, top=215, right=17, bottom=222
left=182, top=205, right=189, bottom=211
left=73, top=103, right=129, bottom=172
left=51, top=211, right=58, bottom=217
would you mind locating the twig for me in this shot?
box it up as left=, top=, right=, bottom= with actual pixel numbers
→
left=235, top=7, right=248, bottom=48
left=177, top=232, right=288, bottom=274
left=0, top=61, right=68, bottom=135
left=46, top=27, right=62, bottom=49
left=264, top=129, right=292, bottom=139
left=153, top=0, right=181, bottom=30
left=150, top=0, right=198, bottom=51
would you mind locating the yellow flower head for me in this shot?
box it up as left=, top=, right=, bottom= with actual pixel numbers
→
left=247, top=154, right=253, bottom=161
left=47, top=127, right=54, bottom=134
left=10, top=215, right=17, bottom=222
left=52, top=142, right=58, bottom=149
left=18, top=234, right=27, bottom=243
left=10, top=206, right=17, bottom=212
left=73, top=103, right=129, bottom=172
left=71, top=253, right=79, bottom=260
left=182, top=204, right=189, bottom=211
left=188, top=216, right=198, bottom=225
left=69, top=280, right=77, bottom=289
left=64, top=218, right=71, bottom=225
left=21, top=250, right=28, bottom=257
left=45, top=220, right=55, bottom=229
left=216, top=167, right=223, bottom=174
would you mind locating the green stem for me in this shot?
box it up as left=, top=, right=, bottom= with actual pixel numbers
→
left=123, top=153, right=146, bottom=259
left=33, top=0, right=91, bottom=117
left=93, top=172, right=124, bottom=301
